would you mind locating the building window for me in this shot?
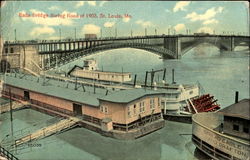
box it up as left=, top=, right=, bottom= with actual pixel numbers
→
left=150, top=98, right=155, bottom=109
left=233, top=124, right=239, bottom=131
left=189, top=91, right=193, bottom=95
left=243, top=127, right=249, bottom=133
left=104, top=106, right=108, bottom=114
left=128, top=106, right=131, bottom=117
left=158, top=98, right=161, bottom=108
left=139, top=101, right=145, bottom=113
left=133, top=104, right=136, bottom=115
left=10, top=48, right=14, bottom=53
left=5, top=48, right=8, bottom=54
left=100, top=105, right=108, bottom=114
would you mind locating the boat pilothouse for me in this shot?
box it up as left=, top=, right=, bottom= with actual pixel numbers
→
left=160, top=84, right=199, bottom=115
left=83, top=59, right=98, bottom=71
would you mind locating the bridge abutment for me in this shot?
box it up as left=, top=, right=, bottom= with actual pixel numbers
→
left=0, top=44, right=41, bottom=74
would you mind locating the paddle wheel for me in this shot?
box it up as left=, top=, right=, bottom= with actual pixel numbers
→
left=186, top=94, right=220, bottom=114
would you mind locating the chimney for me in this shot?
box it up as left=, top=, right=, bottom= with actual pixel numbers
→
left=235, top=91, right=239, bottom=103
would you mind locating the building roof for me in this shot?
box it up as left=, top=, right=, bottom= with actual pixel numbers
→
left=99, top=88, right=163, bottom=103
left=4, top=74, right=102, bottom=107
left=2, top=73, right=164, bottom=107
left=219, top=99, right=250, bottom=120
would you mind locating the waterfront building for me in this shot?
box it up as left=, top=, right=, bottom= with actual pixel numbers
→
left=1, top=73, right=164, bottom=139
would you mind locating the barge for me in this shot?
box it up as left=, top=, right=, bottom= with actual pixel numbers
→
left=192, top=99, right=250, bottom=160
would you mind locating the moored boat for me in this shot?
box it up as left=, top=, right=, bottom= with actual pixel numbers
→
left=162, top=84, right=220, bottom=123
left=192, top=98, right=250, bottom=160
left=68, top=59, right=132, bottom=83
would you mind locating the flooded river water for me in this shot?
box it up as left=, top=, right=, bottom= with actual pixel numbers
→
left=0, top=43, right=249, bottom=160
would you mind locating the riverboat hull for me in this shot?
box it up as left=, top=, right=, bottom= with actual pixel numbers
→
left=192, top=112, right=250, bottom=160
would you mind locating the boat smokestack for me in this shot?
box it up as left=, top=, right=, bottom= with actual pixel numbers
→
left=133, top=74, right=137, bottom=87
left=172, top=69, right=175, bottom=84
left=163, top=68, right=166, bottom=81
left=235, top=91, right=239, bottom=103
left=144, top=71, right=148, bottom=87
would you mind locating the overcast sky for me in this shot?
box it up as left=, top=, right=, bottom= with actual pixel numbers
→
left=0, top=1, right=249, bottom=41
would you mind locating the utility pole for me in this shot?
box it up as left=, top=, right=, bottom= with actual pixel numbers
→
left=168, top=28, right=170, bottom=35
left=145, top=28, right=147, bottom=36
left=100, top=28, right=102, bottom=38
left=122, top=67, right=124, bottom=83
left=155, top=29, right=157, bottom=35
left=131, top=30, right=133, bottom=37
left=74, top=28, right=76, bottom=40
left=109, top=27, right=112, bottom=38
left=14, top=29, right=17, bottom=41
left=115, top=28, right=117, bottom=37
left=59, top=28, right=61, bottom=41
left=9, top=88, right=13, bottom=138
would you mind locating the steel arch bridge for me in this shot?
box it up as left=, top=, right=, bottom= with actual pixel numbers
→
left=43, top=43, right=175, bottom=70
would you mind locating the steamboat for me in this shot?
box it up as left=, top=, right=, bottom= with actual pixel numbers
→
left=192, top=97, right=250, bottom=160
left=68, top=59, right=132, bottom=83
left=161, top=85, right=220, bottom=123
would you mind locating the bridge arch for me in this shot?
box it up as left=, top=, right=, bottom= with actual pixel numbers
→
left=43, top=43, right=176, bottom=70
left=181, top=40, right=233, bottom=57
left=86, top=43, right=176, bottom=59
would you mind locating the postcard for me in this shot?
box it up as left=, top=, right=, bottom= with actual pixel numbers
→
left=0, top=1, right=249, bottom=160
